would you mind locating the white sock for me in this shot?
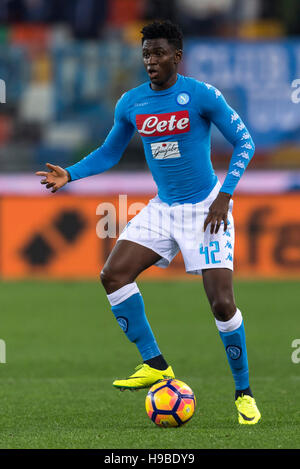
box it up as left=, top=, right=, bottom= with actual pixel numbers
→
left=107, top=282, right=140, bottom=306
left=215, top=308, right=243, bottom=333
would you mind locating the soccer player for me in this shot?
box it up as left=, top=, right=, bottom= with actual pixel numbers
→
left=36, top=20, right=261, bottom=424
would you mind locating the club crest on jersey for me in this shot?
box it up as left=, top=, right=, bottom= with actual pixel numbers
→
left=136, top=110, right=190, bottom=137
left=176, top=92, right=190, bottom=105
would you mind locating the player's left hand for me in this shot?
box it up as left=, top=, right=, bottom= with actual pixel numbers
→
left=204, top=192, right=231, bottom=234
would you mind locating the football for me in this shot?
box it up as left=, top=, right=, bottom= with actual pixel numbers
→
left=145, top=379, right=196, bottom=427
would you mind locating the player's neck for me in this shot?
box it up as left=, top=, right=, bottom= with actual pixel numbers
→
left=150, top=73, right=178, bottom=91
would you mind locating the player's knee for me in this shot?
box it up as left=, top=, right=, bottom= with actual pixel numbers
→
left=211, top=296, right=236, bottom=321
left=100, top=267, right=116, bottom=290
left=100, top=266, right=131, bottom=293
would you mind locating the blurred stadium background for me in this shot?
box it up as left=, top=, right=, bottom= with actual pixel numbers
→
left=0, top=0, right=300, bottom=279
left=1, top=0, right=300, bottom=450
left=0, top=0, right=299, bottom=280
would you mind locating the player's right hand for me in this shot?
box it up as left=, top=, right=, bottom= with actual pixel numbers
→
left=36, top=163, right=69, bottom=193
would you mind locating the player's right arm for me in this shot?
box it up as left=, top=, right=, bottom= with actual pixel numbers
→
left=197, top=82, right=255, bottom=234
left=36, top=93, right=135, bottom=193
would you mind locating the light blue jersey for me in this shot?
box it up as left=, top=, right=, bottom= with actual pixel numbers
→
left=66, top=74, right=255, bottom=204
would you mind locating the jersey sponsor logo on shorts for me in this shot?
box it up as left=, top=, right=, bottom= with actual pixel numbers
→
left=150, top=141, right=181, bottom=159
left=223, top=230, right=231, bottom=237
left=136, top=111, right=190, bottom=137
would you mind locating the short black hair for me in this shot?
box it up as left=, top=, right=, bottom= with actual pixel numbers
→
left=141, top=20, right=183, bottom=50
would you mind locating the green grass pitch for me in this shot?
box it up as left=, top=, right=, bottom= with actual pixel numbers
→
left=0, top=279, right=299, bottom=449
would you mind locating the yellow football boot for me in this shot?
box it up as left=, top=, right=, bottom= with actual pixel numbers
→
left=235, top=394, right=261, bottom=424
left=113, top=363, right=175, bottom=391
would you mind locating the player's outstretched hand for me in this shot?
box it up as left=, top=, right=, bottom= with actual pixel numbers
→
left=36, top=163, right=69, bottom=193
left=204, top=191, right=231, bottom=234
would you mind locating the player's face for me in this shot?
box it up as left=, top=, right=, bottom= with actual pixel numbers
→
left=142, top=38, right=182, bottom=91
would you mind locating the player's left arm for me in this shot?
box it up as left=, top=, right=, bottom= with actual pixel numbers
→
left=200, top=84, right=255, bottom=234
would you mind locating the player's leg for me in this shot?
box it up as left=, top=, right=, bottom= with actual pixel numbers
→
left=202, top=268, right=248, bottom=391
left=101, top=239, right=174, bottom=389
left=202, top=267, right=261, bottom=424
left=101, top=239, right=162, bottom=294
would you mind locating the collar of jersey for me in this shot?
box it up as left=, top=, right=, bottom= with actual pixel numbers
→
left=147, top=73, right=182, bottom=95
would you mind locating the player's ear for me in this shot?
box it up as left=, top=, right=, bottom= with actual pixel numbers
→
left=174, top=49, right=182, bottom=64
